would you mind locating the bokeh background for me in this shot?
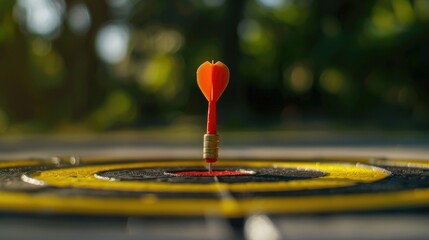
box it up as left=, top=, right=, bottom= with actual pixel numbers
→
left=1, top=0, right=429, bottom=134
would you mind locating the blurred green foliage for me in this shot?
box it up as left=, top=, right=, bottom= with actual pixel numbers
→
left=1, top=0, right=429, bottom=133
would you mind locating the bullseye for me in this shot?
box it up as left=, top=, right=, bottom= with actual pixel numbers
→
left=165, top=169, right=255, bottom=177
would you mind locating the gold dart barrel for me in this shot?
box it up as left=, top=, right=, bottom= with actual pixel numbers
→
left=203, top=134, right=219, bottom=159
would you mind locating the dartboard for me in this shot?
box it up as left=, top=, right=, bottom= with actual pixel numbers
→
left=1, top=156, right=429, bottom=216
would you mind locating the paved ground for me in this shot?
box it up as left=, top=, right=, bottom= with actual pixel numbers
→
left=0, top=131, right=428, bottom=160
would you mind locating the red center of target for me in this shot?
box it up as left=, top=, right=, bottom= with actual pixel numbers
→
left=172, top=170, right=251, bottom=177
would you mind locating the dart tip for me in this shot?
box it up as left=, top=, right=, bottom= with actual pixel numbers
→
left=208, top=163, right=213, bottom=174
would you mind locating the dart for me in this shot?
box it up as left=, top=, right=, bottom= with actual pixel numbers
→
left=197, top=60, right=230, bottom=174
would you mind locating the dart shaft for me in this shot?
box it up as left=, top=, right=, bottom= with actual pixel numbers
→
left=207, top=101, right=216, bottom=134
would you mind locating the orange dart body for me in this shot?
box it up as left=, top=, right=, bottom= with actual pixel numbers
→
left=197, top=61, right=229, bottom=171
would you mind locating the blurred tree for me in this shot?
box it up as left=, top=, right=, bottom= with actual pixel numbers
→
left=0, top=1, right=36, bottom=121
left=52, top=0, right=109, bottom=120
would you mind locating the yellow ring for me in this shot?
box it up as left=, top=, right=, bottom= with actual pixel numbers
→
left=27, top=161, right=389, bottom=192
left=0, top=158, right=427, bottom=217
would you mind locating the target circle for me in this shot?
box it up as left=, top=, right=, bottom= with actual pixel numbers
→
left=0, top=157, right=428, bottom=217
left=23, top=161, right=389, bottom=192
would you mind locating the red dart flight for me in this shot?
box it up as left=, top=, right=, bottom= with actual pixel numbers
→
left=197, top=61, right=230, bottom=173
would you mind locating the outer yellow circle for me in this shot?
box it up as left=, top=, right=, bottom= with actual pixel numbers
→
left=0, top=158, right=428, bottom=217
left=27, top=161, right=390, bottom=192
